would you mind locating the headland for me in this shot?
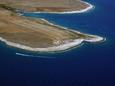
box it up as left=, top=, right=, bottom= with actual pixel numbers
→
left=0, top=0, right=104, bottom=52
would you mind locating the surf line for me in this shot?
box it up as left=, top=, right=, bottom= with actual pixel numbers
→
left=16, top=53, right=56, bottom=58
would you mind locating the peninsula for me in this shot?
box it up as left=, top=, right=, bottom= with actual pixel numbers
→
left=0, top=0, right=104, bottom=52
left=0, top=0, right=93, bottom=13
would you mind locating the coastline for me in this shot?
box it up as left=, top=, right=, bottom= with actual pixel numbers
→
left=0, top=37, right=83, bottom=52
left=36, top=18, right=105, bottom=43
left=0, top=36, right=104, bottom=52
left=0, top=16, right=104, bottom=52
left=25, top=1, right=94, bottom=14
left=0, top=0, right=105, bottom=52
left=0, top=25, right=104, bottom=52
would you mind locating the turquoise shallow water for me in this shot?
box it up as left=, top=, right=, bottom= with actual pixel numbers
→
left=0, top=0, right=115, bottom=86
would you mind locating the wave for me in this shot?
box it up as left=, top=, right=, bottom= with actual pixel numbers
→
left=16, top=53, right=55, bottom=58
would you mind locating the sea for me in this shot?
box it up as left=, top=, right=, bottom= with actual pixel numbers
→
left=0, top=0, right=115, bottom=86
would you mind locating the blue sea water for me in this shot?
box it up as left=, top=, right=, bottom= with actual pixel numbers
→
left=0, top=0, right=115, bottom=86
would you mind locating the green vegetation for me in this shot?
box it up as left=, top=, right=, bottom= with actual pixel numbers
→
left=0, top=4, right=17, bottom=13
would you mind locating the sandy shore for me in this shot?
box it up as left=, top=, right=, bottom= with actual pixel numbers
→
left=26, top=1, right=94, bottom=14
left=0, top=37, right=83, bottom=52
left=0, top=29, right=104, bottom=52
